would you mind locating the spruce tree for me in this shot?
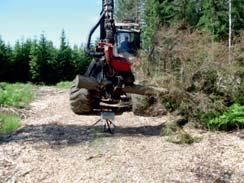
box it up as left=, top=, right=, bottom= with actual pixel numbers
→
left=198, top=0, right=229, bottom=40
left=232, top=0, right=244, bottom=33
left=115, top=0, right=143, bottom=22
left=13, top=40, right=32, bottom=82
left=72, top=44, right=91, bottom=74
left=30, top=34, right=56, bottom=83
left=0, top=38, right=13, bottom=82
left=56, top=30, right=74, bottom=81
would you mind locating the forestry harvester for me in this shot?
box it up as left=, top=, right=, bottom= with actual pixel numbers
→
left=70, top=0, right=167, bottom=115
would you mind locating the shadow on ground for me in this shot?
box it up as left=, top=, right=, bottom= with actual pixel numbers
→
left=0, top=123, right=163, bottom=147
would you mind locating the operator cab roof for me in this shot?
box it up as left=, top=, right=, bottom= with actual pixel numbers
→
left=115, top=22, right=140, bottom=33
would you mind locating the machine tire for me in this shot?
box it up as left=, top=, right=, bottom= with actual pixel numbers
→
left=69, top=84, right=98, bottom=115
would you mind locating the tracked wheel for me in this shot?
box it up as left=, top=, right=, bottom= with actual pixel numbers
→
left=69, top=84, right=98, bottom=115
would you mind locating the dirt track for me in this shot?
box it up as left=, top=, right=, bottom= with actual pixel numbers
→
left=0, top=87, right=244, bottom=183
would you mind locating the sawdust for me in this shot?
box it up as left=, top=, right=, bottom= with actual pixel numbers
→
left=0, top=86, right=243, bottom=183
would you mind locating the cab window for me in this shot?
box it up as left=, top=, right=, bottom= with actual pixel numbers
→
left=116, top=32, right=140, bottom=55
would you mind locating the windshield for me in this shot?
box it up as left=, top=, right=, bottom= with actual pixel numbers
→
left=116, top=32, right=140, bottom=55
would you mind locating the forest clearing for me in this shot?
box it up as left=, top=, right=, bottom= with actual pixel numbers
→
left=0, top=0, right=244, bottom=182
left=0, top=86, right=243, bottom=183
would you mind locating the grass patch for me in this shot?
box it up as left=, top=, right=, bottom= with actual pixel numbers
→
left=161, top=120, right=201, bottom=144
left=56, top=81, right=72, bottom=89
left=205, top=104, right=244, bottom=131
left=0, top=113, right=21, bottom=135
left=0, top=82, right=34, bottom=137
left=0, top=82, right=34, bottom=108
left=166, top=131, right=202, bottom=145
left=161, top=122, right=180, bottom=136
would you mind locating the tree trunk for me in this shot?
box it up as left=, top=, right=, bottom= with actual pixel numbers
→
left=75, top=75, right=169, bottom=96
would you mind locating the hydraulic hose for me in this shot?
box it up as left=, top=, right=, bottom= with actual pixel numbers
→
left=85, top=11, right=105, bottom=57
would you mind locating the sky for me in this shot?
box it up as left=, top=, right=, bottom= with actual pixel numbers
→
left=0, top=0, right=102, bottom=47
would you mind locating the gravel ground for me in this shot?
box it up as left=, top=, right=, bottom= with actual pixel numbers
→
left=0, top=87, right=243, bottom=183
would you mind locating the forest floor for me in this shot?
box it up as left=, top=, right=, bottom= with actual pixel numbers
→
left=0, top=87, right=244, bottom=183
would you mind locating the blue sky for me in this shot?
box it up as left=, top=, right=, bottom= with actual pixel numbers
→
left=0, top=0, right=102, bottom=47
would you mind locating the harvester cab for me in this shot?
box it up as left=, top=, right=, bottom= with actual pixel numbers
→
left=114, top=22, right=141, bottom=58
left=112, top=24, right=140, bottom=68
left=85, top=0, right=140, bottom=59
